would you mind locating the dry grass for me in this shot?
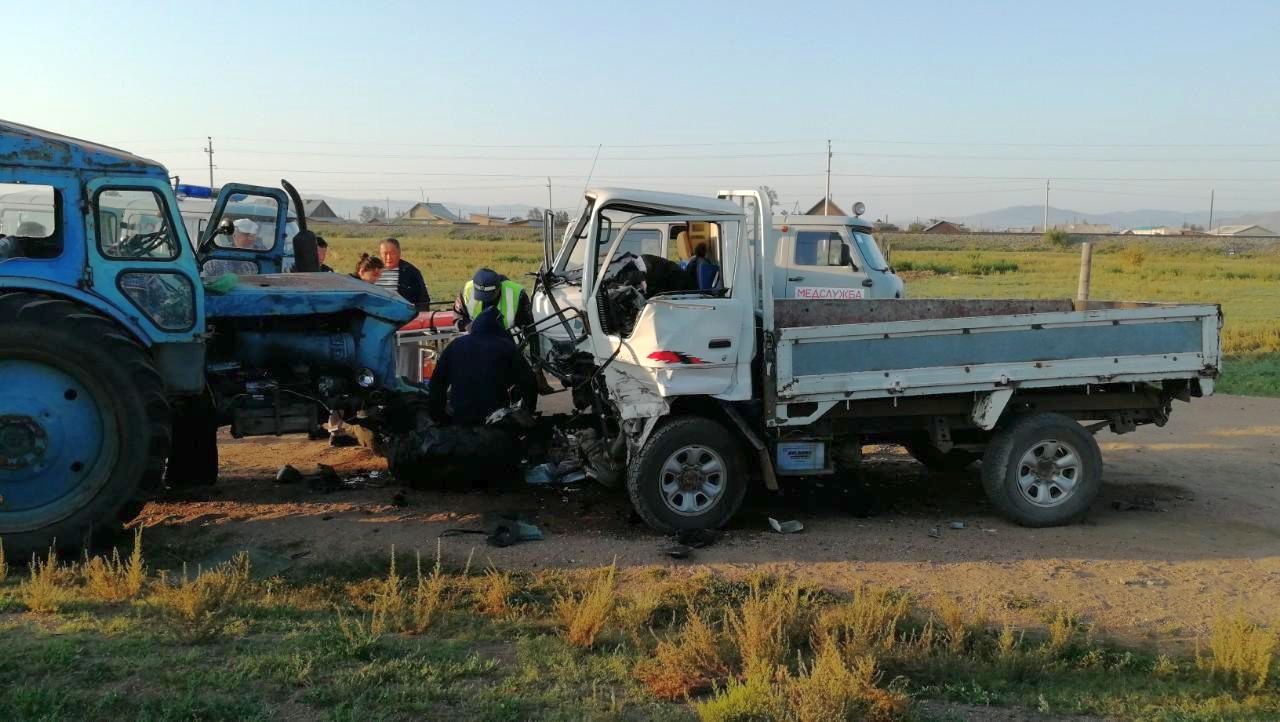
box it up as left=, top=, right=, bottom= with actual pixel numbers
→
left=814, top=586, right=908, bottom=656
left=410, top=544, right=451, bottom=633
left=0, top=538, right=7, bottom=583
left=151, top=553, right=252, bottom=642
left=479, top=566, right=518, bottom=620
left=996, top=622, right=1022, bottom=661
left=727, top=581, right=812, bottom=679
left=617, top=583, right=671, bottom=645
left=1044, top=609, right=1079, bottom=657
left=82, top=528, right=146, bottom=602
left=336, top=611, right=383, bottom=659
left=636, top=607, right=731, bottom=700
left=936, top=596, right=970, bottom=655
left=20, top=548, right=70, bottom=614
left=556, top=563, right=618, bottom=648
left=368, top=547, right=409, bottom=633
left=1200, top=613, right=1277, bottom=691
left=788, top=644, right=909, bottom=722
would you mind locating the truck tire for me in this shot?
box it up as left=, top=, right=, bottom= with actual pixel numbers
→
left=904, top=439, right=979, bottom=472
left=981, top=413, right=1102, bottom=527
left=626, top=417, right=747, bottom=533
left=0, top=293, right=170, bottom=558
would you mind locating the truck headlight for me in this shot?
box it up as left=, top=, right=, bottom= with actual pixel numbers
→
left=356, top=368, right=376, bottom=388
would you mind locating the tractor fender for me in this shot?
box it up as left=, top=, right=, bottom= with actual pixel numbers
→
left=0, top=278, right=151, bottom=346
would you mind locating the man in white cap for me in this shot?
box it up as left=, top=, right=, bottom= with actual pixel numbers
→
left=201, top=218, right=265, bottom=277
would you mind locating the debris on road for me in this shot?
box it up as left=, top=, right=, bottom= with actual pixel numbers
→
left=275, top=464, right=303, bottom=485
left=949, top=521, right=967, bottom=530
left=928, top=526, right=941, bottom=539
left=1113, top=496, right=1164, bottom=512
left=769, top=517, right=805, bottom=534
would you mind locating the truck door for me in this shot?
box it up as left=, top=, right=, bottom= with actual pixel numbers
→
left=783, top=228, right=871, bottom=300
left=198, top=184, right=291, bottom=276
left=587, top=213, right=754, bottom=401
left=86, top=177, right=205, bottom=341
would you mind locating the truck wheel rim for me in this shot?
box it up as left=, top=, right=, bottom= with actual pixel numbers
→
left=659, top=445, right=726, bottom=516
left=1016, top=438, right=1082, bottom=508
left=0, top=359, right=111, bottom=528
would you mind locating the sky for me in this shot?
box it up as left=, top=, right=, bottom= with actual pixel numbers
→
left=7, top=0, right=1280, bottom=223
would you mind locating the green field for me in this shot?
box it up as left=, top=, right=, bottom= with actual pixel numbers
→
left=2, top=543, right=1277, bottom=721
left=323, top=227, right=1280, bottom=396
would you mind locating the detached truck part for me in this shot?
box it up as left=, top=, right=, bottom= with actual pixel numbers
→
left=0, top=121, right=426, bottom=557
left=529, top=187, right=1221, bottom=531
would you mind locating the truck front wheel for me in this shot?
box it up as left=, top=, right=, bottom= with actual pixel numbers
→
left=981, top=413, right=1102, bottom=527
left=627, top=417, right=747, bottom=533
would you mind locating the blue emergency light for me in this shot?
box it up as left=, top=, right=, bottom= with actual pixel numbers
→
left=175, top=184, right=214, bottom=199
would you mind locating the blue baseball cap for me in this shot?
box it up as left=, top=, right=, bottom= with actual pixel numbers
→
left=472, top=268, right=501, bottom=304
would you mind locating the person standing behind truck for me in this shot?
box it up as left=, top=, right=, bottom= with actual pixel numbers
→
left=377, top=237, right=430, bottom=307
left=453, top=267, right=532, bottom=332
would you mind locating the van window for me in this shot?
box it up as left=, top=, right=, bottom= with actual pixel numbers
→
left=794, top=230, right=843, bottom=266
left=0, top=183, right=61, bottom=262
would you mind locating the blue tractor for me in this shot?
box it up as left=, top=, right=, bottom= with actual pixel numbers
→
left=0, top=120, right=423, bottom=558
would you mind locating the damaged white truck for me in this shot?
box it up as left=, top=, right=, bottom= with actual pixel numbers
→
left=529, top=188, right=1221, bottom=532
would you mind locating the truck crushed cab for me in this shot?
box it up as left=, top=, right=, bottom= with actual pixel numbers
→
left=0, top=120, right=421, bottom=557
left=530, top=187, right=1221, bottom=533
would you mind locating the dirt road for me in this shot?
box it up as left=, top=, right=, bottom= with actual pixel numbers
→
left=137, top=394, right=1280, bottom=648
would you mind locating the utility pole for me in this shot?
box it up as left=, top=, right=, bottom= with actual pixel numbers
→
left=1208, top=188, right=1215, bottom=231
left=546, top=176, right=553, bottom=215
left=203, top=136, right=215, bottom=188
left=824, top=139, right=832, bottom=216
left=1043, top=179, right=1050, bottom=231
left=385, top=197, right=390, bottom=221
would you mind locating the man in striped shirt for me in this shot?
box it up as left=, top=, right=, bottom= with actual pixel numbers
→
left=376, top=237, right=430, bottom=307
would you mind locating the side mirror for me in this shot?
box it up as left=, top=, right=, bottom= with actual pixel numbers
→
left=198, top=218, right=234, bottom=254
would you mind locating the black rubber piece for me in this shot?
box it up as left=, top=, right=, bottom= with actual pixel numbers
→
left=0, top=292, right=170, bottom=558
left=904, top=439, right=979, bottom=472
left=980, top=413, right=1103, bottom=528
left=626, top=416, right=746, bottom=534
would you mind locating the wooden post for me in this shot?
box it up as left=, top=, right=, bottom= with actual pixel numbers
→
left=1076, top=242, right=1093, bottom=304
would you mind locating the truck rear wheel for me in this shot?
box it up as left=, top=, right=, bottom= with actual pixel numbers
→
left=626, top=417, right=747, bottom=534
left=0, top=293, right=169, bottom=558
left=981, top=413, right=1102, bottom=527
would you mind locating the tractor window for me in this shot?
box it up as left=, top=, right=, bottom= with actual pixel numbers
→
left=96, top=188, right=180, bottom=260
left=0, top=183, right=61, bottom=262
left=118, top=271, right=196, bottom=331
left=210, top=196, right=280, bottom=253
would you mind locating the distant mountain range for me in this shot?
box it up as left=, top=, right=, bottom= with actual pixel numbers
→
left=956, top=204, right=1280, bottom=232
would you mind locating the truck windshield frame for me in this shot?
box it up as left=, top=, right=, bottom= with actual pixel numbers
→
left=851, top=230, right=889, bottom=272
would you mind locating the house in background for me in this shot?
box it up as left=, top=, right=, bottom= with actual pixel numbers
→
left=468, top=213, right=507, bottom=226
left=803, top=198, right=848, bottom=216
left=1126, top=226, right=1177, bottom=236
left=923, top=219, right=968, bottom=234
left=1209, top=224, right=1275, bottom=237
left=404, top=202, right=469, bottom=225
left=506, top=217, right=543, bottom=228
left=303, top=199, right=341, bottom=223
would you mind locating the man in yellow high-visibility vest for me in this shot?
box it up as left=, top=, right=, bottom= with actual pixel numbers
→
left=455, top=267, right=528, bottom=332
left=454, top=268, right=554, bottom=394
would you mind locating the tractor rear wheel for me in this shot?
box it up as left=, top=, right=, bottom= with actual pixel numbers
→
left=0, top=293, right=169, bottom=558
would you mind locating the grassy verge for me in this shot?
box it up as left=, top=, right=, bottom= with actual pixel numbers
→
left=1, top=539, right=1277, bottom=721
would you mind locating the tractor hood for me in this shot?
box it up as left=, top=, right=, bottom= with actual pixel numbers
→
left=204, top=273, right=417, bottom=324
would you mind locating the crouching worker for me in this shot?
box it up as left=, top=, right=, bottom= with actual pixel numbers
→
left=388, top=306, right=537, bottom=489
